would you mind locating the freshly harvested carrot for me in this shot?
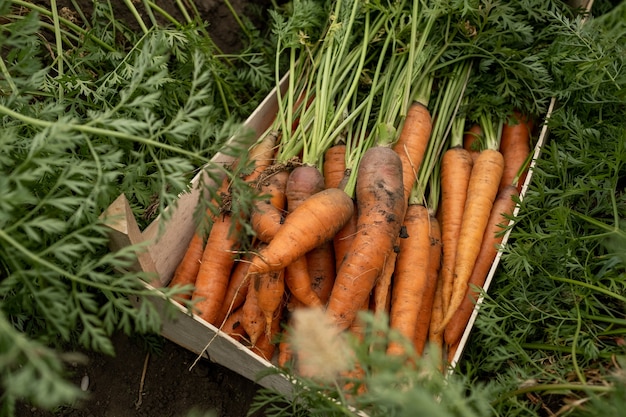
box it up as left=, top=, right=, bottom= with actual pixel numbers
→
left=241, top=277, right=266, bottom=346
left=251, top=305, right=283, bottom=362
left=248, top=188, right=355, bottom=275
left=333, top=201, right=358, bottom=271
left=463, top=123, right=483, bottom=164
left=499, top=111, right=531, bottom=193
left=277, top=325, right=294, bottom=368
left=192, top=213, right=240, bottom=326
left=168, top=232, right=204, bottom=300
left=323, top=144, right=347, bottom=189
left=307, top=241, right=336, bottom=304
left=255, top=268, right=285, bottom=338
left=222, top=307, right=247, bottom=343
left=444, top=185, right=518, bottom=347
left=437, top=118, right=505, bottom=333
left=285, top=257, right=323, bottom=307
left=392, top=101, right=433, bottom=203
left=250, top=170, right=289, bottom=243
left=439, top=145, right=473, bottom=316
left=387, top=204, right=431, bottom=356
left=428, top=267, right=445, bottom=362
left=215, top=257, right=251, bottom=326
left=243, top=131, right=279, bottom=182
left=170, top=179, right=230, bottom=300
left=326, top=146, right=406, bottom=330
left=372, top=249, right=397, bottom=316
left=414, top=213, right=442, bottom=356
left=281, top=165, right=326, bottom=307
left=285, top=165, right=326, bottom=212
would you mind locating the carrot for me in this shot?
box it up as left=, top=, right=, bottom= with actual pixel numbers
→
left=251, top=305, right=283, bottom=362
left=170, top=179, right=230, bottom=300
left=373, top=101, right=432, bottom=319
left=307, top=241, right=336, bottom=304
left=281, top=165, right=326, bottom=307
left=414, top=213, right=441, bottom=356
left=250, top=170, right=289, bottom=243
left=323, top=144, right=347, bottom=189
left=285, top=165, right=326, bottom=212
left=372, top=248, right=397, bottom=316
left=168, top=232, right=204, bottom=300
left=333, top=201, right=358, bottom=271
left=285, top=256, right=323, bottom=307
left=222, top=307, right=247, bottom=343
left=439, top=144, right=473, bottom=317
left=326, top=146, right=406, bottom=330
left=255, top=267, right=285, bottom=339
left=444, top=185, right=518, bottom=347
left=241, top=276, right=266, bottom=346
left=387, top=204, right=431, bottom=356
left=436, top=115, right=505, bottom=333
left=463, top=123, right=483, bottom=164
left=392, top=101, right=433, bottom=203
left=428, top=266, right=445, bottom=364
left=243, top=131, right=279, bottom=182
left=499, top=111, right=531, bottom=193
left=248, top=187, right=355, bottom=275
left=192, top=212, right=240, bottom=326
left=277, top=325, right=294, bottom=368
left=215, top=256, right=251, bottom=326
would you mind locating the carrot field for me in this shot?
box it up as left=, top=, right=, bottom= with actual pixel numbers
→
left=1, top=1, right=625, bottom=416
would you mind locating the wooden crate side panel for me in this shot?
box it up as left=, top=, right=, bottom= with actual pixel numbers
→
left=142, top=291, right=294, bottom=395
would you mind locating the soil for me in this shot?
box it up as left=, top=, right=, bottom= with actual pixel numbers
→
left=17, top=332, right=264, bottom=417
left=14, top=1, right=278, bottom=416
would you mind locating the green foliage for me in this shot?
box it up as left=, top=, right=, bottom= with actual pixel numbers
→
left=0, top=0, right=277, bottom=413
left=456, top=1, right=626, bottom=415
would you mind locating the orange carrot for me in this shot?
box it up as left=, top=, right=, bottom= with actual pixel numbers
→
left=285, top=256, right=322, bottom=307
left=281, top=166, right=326, bottom=307
left=392, top=101, right=433, bottom=203
left=215, top=256, right=251, bottom=325
left=437, top=131, right=505, bottom=333
left=372, top=249, right=397, bottom=316
left=414, top=213, right=441, bottom=356
left=192, top=212, right=240, bottom=326
left=222, top=307, right=247, bottom=343
left=277, top=325, right=294, bottom=368
left=333, top=201, right=358, bottom=271
left=248, top=188, right=354, bottom=275
left=428, top=266, right=445, bottom=363
left=387, top=204, right=431, bottom=356
left=307, top=241, right=336, bottom=304
left=323, top=144, right=347, bottom=189
left=499, top=111, right=531, bottom=193
left=168, top=232, right=204, bottom=300
left=241, top=276, right=266, bottom=346
left=251, top=305, right=283, bottom=362
left=255, top=268, right=286, bottom=338
left=250, top=170, right=289, bottom=243
left=463, top=123, right=483, bottom=164
left=444, top=185, right=518, bottom=347
left=439, top=145, right=473, bottom=316
left=326, top=146, right=406, bottom=330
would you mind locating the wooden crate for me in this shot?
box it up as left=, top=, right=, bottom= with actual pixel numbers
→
left=101, top=61, right=567, bottom=393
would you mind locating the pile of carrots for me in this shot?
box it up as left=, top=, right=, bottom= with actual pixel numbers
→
left=165, top=0, right=536, bottom=379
